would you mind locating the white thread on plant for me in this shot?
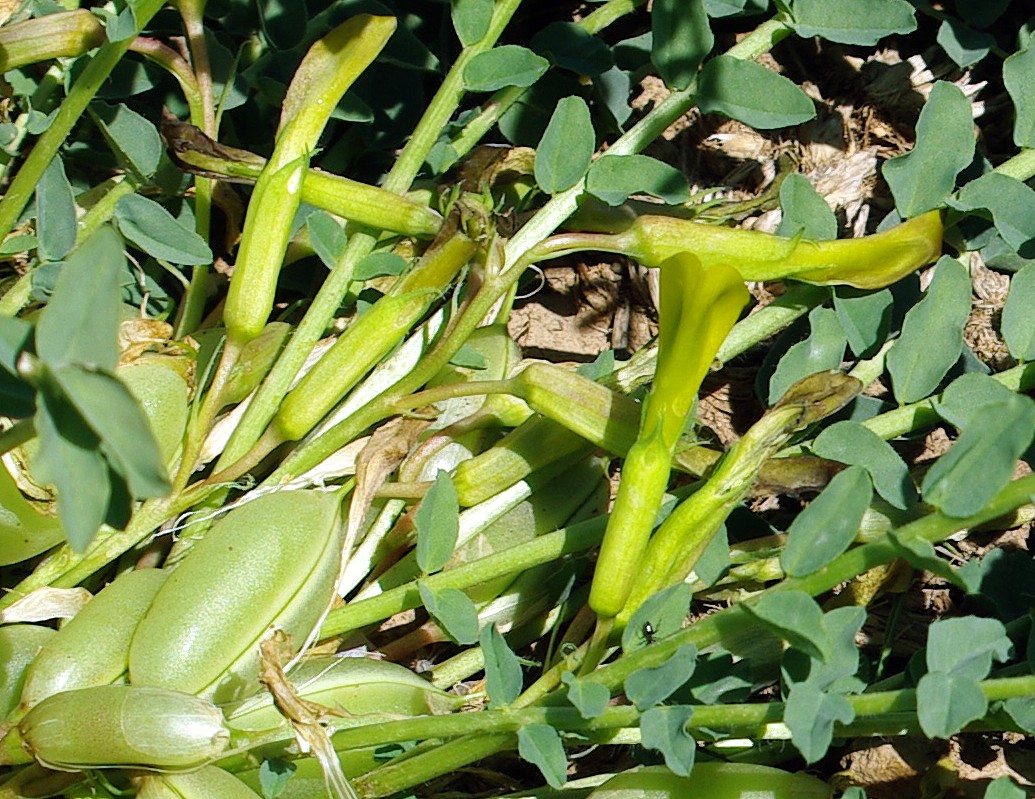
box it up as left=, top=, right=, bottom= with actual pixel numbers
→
left=513, top=263, right=545, bottom=301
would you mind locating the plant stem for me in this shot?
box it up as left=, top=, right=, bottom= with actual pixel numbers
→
left=0, top=0, right=166, bottom=242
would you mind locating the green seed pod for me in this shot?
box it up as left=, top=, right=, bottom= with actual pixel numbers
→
left=0, top=625, right=55, bottom=719
left=129, top=490, right=343, bottom=704
left=586, top=764, right=831, bottom=799
left=19, top=685, right=229, bottom=772
left=118, top=359, right=191, bottom=469
left=137, top=765, right=263, bottom=799
left=222, top=321, right=292, bottom=406
left=225, top=655, right=459, bottom=732
left=19, top=568, right=168, bottom=711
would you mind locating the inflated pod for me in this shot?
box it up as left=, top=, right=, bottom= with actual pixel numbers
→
left=136, top=765, right=263, bottom=798
left=0, top=625, right=55, bottom=718
left=118, top=360, right=191, bottom=468
left=225, top=655, right=460, bottom=732
left=129, top=489, right=344, bottom=704
left=18, top=685, right=229, bottom=772
left=586, top=764, right=831, bottom=799
left=19, top=568, right=168, bottom=711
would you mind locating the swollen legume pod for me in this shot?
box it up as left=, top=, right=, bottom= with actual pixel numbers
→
left=19, top=568, right=168, bottom=711
left=129, top=489, right=343, bottom=703
left=137, top=765, right=263, bottom=798
left=585, top=764, right=831, bottom=799
left=18, top=684, right=229, bottom=772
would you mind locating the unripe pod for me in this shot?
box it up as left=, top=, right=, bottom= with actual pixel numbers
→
left=586, top=764, right=831, bottom=799
left=129, top=490, right=343, bottom=703
left=225, top=655, right=459, bottom=732
left=19, top=685, right=229, bottom=771
left=0, top=625, right=55, bottom=719
left=118, top=360, right=191, bottom=469
left=19, top=568, right=168, bottom=710
left=137, top=765, right=262, bottom=798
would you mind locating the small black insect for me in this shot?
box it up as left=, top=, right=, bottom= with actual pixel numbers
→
left=642, top=620, right=657, bottom=644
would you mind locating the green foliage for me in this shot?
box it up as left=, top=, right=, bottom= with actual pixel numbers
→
left=640, top=705, right=696, bottom=775
left=414, top=470, right=460, bottom=573
left=6, top=0, right=1035, bottom=794
left=781, top=465, right=872, bottom=576
left=883, top=82, right=975, bottom=217
left=886, top=257, right=971, bottom=404
left=812, top=422, right=915, bottom=509
left=788, top=0, right=917, bottom=45
left=534, top=96, right=594, bottom=194
left=586, top=154, right=690, bottom=206
left=651, top=0, right=712, bottom=91
left=696, top=56, right=816, bottom=129
left=517, top=724, right=567, bottom=789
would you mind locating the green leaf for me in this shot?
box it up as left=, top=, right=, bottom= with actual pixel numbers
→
left=781, top=465, right=873, bottom=576
left=1004, top=41, right=1035, bottom=148
left=784, top=683, right=854, bottom=763
left=953, top=172, right=1035, bottom=255
left=789, top=0, right=917, bottom=45
left=534, top=96, right=595, bottom=194
left=651, top=0, right=712, bottom=90
left=91, top=101, right=162, bottom=180
left=354, top=252, right=408, bottom=281
left=464, top=46, right=549, bottom=91
left=621, top=583, right=693, bottom=654
left=480, top=623, right=523, bottom=707
left=115, top=194, right=212, bottom=266
left=35, top=226, right=124, bottom=372
left=306, top=212, right=348, bottom=270
left=934, top=373, right=1018, bottom=429
left=744, top=591, right=827, bottom=660
left=449, top=343, right=488, bottom=370
left=833, top=286, right=894, bottom=358
left=921, top=394, right=1035, bottom=517
left=812, top=423, right=916, bottom=509
left=1003, top=697, right=1035, bottom=734
left=257, top=758, right=295, bottom=799
left=36, top=157, right=76, bottom=263
left=767, top=306, right=846, bottom=405
left=640, top=705, right=696, bottom=776
left=32, top=391, right=112, bottom=553
left=882, top=81, right=974, bottom=217
left=886, top=257, right=971, bottom=404
left=561, top=672, right=610, bottom=719
left=50, top=366, right=169, bottom=498
left=983, top=777, right=1027, bottom=799
left=415, top=471, right=460, bottom=573
left=531, top=22, right=613, bottom=77
left=696, top=56, right=816, bottom=129
left=776, top=173, right=836, bottom=240
left=1002, top=262, right=1035, bottom=360
left=0, top=318, right=35, bottom=418
left=417, top=583, right=478, bottom=645
left=925, top=616, right=1011, bottom=679
left=917, top=671, right=986, bottom=738
left=624, top=643, right=698, bottom=710
left=585, top=154, right=690, bottom=206
left=937, top=18, right=993, bottom=68
left=705, top=0, right=750, bottom=17
left=517, top=724, right=567, bottom=789
left=451, top=0, right=493, bottom=47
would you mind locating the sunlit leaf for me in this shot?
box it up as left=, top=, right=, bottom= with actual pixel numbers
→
left=697, top=56, right=816, bottom=129
left=414, top=470, right=459, bottom=573
left=640, top=705, right=696, bottom=776
left=812, top=422, right=916, bottom=509
left=782, top=465, right=873, bottom=576
left=886, top=257, right=971, bottom=404
left=789, top=0, right=917, bottom=45
left=115, top=194, right=212, bottom=266
left=534, top=96, right=594, bottom=194
left=651, top=0, right=712, bottom=90
left=517, top=724, right=567, bottom=789
left=883, top=82, right=974, bottom=217
left=464, top=46, right=549, bottom=91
